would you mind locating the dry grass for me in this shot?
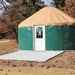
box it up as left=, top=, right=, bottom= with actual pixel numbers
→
left=0, top=41, right=18, bottom=55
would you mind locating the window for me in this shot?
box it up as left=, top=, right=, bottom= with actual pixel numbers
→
left=36, top=27, right=43, bottom=38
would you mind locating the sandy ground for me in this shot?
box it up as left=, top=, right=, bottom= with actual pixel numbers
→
left=1, top=67, right=75, bottom=75
left=0, top=39, right=75, bottom=75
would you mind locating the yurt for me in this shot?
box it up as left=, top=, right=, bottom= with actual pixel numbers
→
left=18, top=7, right=75, bottom=51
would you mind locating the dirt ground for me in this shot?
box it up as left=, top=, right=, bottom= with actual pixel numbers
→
left=0, top=40, right=18, bottom=55
left=1, top=67, right=75, bottom=75
left=0, top=39, right=75, bottom=75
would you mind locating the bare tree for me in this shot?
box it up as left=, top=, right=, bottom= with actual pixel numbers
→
left=0, top=1, right=26, bottom=42
left=63, top=0, right=75, bottom=18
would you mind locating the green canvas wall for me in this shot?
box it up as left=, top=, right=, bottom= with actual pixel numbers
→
left=18, top=25, right=75, bottom=50
left=46, top=26, right=75, bottom=50
left=18, top=27, right=33, bottom=50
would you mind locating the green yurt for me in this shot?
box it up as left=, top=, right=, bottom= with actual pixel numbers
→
left=18, top=7, right=75, bottom=51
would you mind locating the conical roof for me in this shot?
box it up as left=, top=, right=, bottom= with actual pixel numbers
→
left=19, top=7, right=75, bottom=28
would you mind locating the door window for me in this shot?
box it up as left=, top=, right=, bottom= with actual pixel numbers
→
left=36, top=27, right=43, bottom=38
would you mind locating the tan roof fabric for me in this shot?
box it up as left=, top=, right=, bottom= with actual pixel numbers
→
left=19, top=7, right=75, bottom=28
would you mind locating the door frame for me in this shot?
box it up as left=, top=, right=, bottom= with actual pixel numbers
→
left=33, top=25, right=46, bottom=51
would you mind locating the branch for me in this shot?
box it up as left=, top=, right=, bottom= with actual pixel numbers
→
left=0, top=0, right=10, bottom=13
left=0, top=5, right=4, bottom=10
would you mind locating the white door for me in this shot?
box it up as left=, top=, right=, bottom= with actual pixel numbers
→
left=34, top=25, right=45, bottom=51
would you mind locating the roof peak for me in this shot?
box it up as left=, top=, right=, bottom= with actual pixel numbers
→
left=19, top=7, right=75, bottom=27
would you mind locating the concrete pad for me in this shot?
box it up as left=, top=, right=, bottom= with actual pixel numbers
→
left=0, top=51, right=63, bottom=61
